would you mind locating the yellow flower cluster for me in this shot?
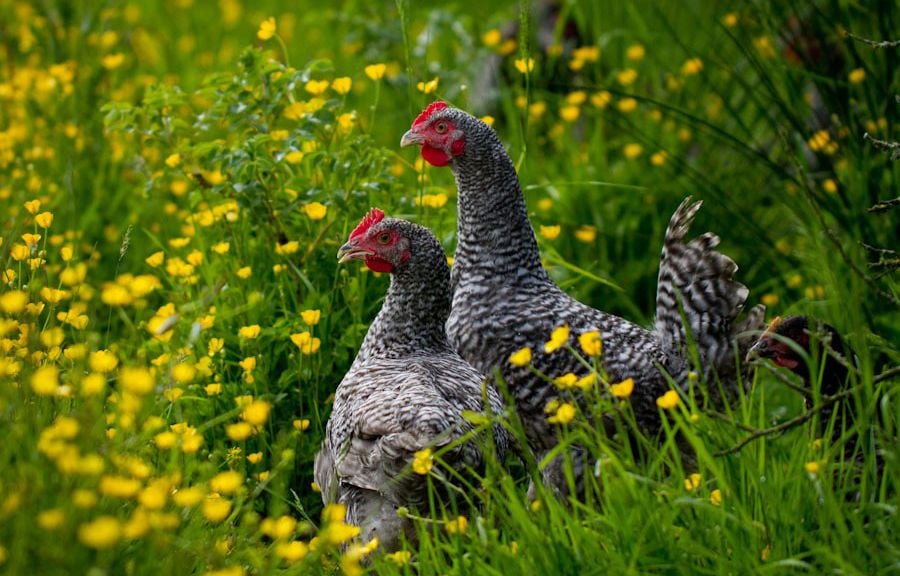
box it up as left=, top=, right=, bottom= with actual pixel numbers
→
left=808, top=130, right=838, bottom=155
left=415, top=193, right=448, bottom=208
left=570, top=45, right=600, bottom=71
left=545, top=400, right=576, bottom=425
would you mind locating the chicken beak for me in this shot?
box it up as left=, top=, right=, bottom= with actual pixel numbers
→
left=337, top=242, right=372, bottom=264
left=400, top=129, right=424, bottom=148
left=745, top=338, right=768, bottom=362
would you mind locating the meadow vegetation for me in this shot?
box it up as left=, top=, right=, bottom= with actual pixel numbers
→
left=0, top=0, right=897, bottom=573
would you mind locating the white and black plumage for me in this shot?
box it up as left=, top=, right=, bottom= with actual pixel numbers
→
left=314, top=209, right=508, bottom=551
left=400, top=103, right=764, bottom=495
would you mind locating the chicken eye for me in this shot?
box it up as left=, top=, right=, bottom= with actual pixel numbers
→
left=376, top=232, right=391, bottom=245
left=434, top=121, right=448, bottom=134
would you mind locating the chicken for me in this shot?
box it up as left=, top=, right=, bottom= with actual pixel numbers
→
left=314, top=208, right=508, bottom=551
left=748, top=315, right=852, bottom=439
left=400, top=102, right=764, bottom=496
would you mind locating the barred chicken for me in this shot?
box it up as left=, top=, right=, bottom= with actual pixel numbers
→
left=401, top=103, right=764, bottom=495
left=314, top=209, right=508, bottom=551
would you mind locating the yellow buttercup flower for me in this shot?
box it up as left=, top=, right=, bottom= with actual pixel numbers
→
left=226, top=422, right=253, bottom=441
left=552, top=373, right=578, bottom=390
left=508, top=347, right=532, bottom=367
left=241, top=400, right=271, bottom=426
left=710, top=489, right=722, bottom=506
left=145, top=251, right=165, bottom=267
left=656, top=390, right=680, bottom=410
left=651, top=151, right=668, bottom=166
left=681, top=58, right=704, bottom=76
left=415, top=193, right=448, bottom=209
left=610, top=378, right=634, bottom=399
left=364, top=63, right=386, bottom=81
left=301, top=309, right=321, bottom=325
left=574, top=225, right=596, bottom=243
left=0, top=290, right=28, bottom=313
left=257, top=17, right=276, bottom=40
left=239, top=325, right=261, bottom=339
left=387, top=550, right=412, bottom=565
left=560, top=106, right=580, bottom=122
left=38, top=509, right=66, bottom=531
left=119, top=367, right=154, bottom=395
left=282, top=150, right=303, bottom=165
left=482, top=29, right=502, bottom=47
left=547, top=402, right=576, bottom=425
left=31, top=365, right=60, bottom=396
left=210, top=470, right=244, bottom=494
left=78, top=516, right=121, bottom=549
left=101, top=53, right=125, bottom=70
left=99, top=475, right=142, bottom=499
left=35, top=211, right=54, bottom=228
left=623, top=143, right=643, bottom=159
left=208, top=337, right=224, bottom=356
left=304, top=80, right=329, bottom=95
left=617, top=98, right=637, bottom=113
left=290, top=331, right=321, bottom=355
left=302, top=202, right=327, bottom=220
left=331, top=77, right=352, bottom=95
left=275, top=540, right=309, bottom=562
left=173, top=486, right=206, bottom=507
left=89, top=350, right=118, bottom=373
left=617, top=68, right=638, bottom=85
left=540, top=225, right=561, bottom=240
left=412, top=448, right=433, bottom=475
left=684, top=472, right=701, bottom=491
left=578, top=331, right=602, bottom=356
left=445, top=515, right=468, bottom=534
left=627, top=44, right=645, bottom=61
left=171, top=362, right=196, bottom=384
left=544, top=324, right=569, bottom=353
left=416, top=78, right=439, bottom=94
left=514, top=58, right=535, bottom=74
left=202, top=496, right=232, bottom=523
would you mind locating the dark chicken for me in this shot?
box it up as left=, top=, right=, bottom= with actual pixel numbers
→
left=748, top=315, right=852, bottom=440
left=314, top=209, right=508, bottom=550
left=401, top=103, right=764, bottom=496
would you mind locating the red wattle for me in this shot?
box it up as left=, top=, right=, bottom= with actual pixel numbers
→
left=775, top=356, right=800, bottom=370
left=365, top=256, right=394, bottom=273
left=422, top=144, right=451, bottom=167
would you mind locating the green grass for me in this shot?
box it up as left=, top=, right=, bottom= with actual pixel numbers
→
left=0, top=0, right=897, bottom=574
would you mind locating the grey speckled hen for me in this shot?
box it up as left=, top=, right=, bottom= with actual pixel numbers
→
left=401, top=102, right=764, bottom=496
left=314, top=209, right=508, bottom=551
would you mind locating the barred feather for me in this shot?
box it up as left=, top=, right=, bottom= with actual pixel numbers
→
left=656, top=197, right=765, bottom=383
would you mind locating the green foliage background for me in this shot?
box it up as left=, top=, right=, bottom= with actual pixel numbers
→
left=0, top=0, right=897, bottom=574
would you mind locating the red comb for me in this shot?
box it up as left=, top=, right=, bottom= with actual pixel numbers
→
left=412, top=101, right=448, bottom=127
left=349, top=208, right=385, bottom=241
